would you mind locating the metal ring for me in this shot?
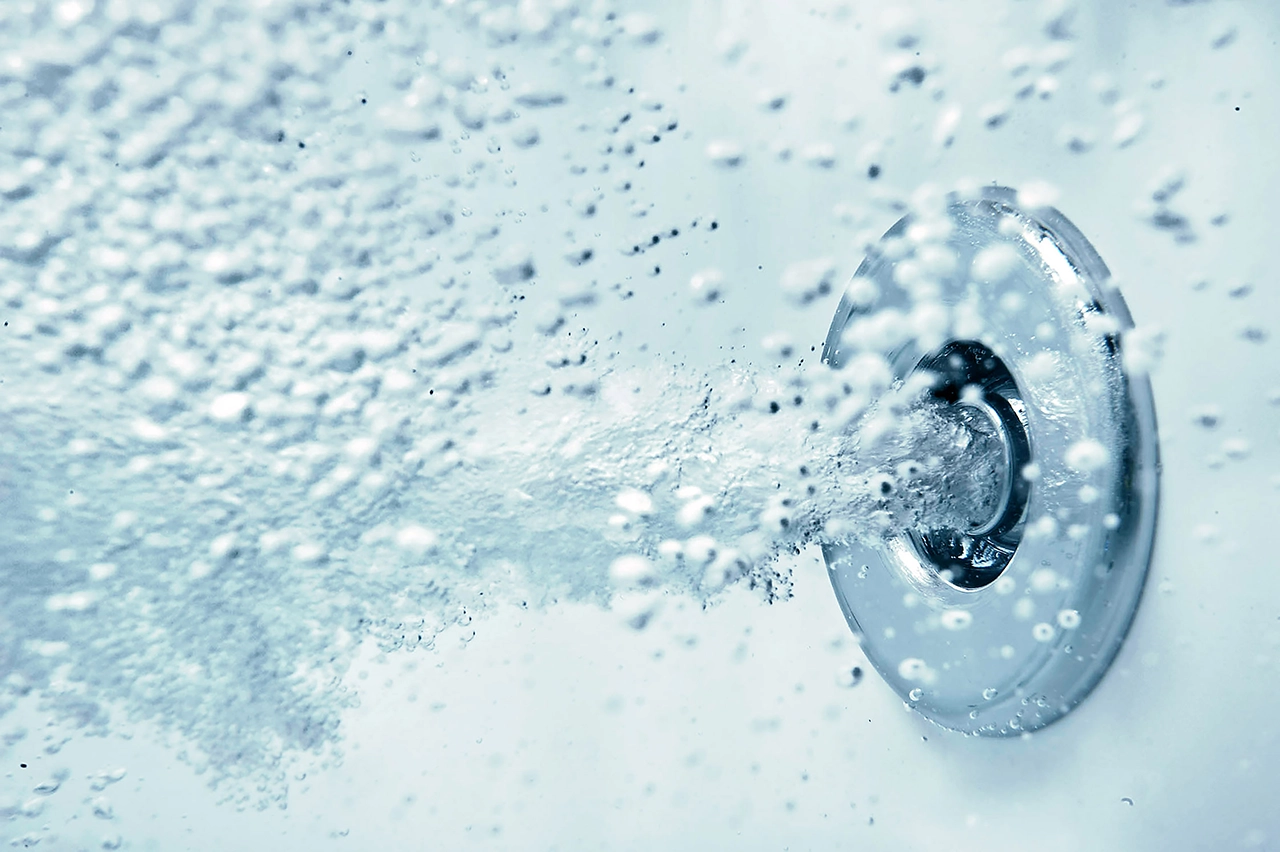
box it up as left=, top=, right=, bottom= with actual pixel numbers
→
left=821, top=186, right=1160, bottom=736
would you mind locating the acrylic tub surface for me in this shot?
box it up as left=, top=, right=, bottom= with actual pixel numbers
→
left=0, top=1, right=1276, bottom=850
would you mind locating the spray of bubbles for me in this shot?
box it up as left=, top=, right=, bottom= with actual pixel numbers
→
left=0, top=0, right=1009, bottom=808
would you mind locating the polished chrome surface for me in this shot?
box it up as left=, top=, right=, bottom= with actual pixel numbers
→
left=821, top=186, right=1160, bottom=736
left=912, top=341, right=1032, bottom=590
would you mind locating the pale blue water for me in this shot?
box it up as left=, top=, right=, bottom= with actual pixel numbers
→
left=2, top=1, right=1276, bottom=849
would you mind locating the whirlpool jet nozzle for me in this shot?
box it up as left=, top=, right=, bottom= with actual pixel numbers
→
left=822, top=186, right=1159, bottom=736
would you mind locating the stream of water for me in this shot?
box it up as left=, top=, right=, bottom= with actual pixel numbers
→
left=0, top=0, right=1007, bottom=801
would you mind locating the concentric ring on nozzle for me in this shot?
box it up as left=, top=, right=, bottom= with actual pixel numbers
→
left=912, top=340, right=1032, bottom=591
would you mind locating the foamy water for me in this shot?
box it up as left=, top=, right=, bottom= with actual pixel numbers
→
left=0, top=0, right=1007, bottom=804
left=1, top=349, right=1002, bottom=784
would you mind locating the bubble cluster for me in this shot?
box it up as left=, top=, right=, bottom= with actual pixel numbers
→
left=0, top=0, right=1024, bottom=808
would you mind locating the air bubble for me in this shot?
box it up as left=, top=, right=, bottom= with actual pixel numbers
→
left=898, top=658, right=930, bottom=681
left=609, top=555, right=656, bottom=587
left=868, top=472, right=896, bottom=500
left=1114, top=111, right=1146, bottom=147
left=616, top=489, right=654, bottom=516
left=836, top=666, right=865, bottom=688
left=1016, top=181, right=1060, bottom=210
left=971, top=244, right=1021, bottom=282
left=689, top=268, right=724, bottom=303
left=1223, top=438, right=1251, bottom=460
left=779, top=258, right=837, bottom=305
left=1065, top=439, right=1109, bottom=472
left=706, top=140, right=744, bottom=167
